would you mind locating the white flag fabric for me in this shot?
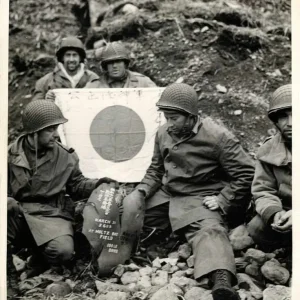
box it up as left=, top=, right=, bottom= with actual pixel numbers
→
left=54, top=88, right=165, bottom=182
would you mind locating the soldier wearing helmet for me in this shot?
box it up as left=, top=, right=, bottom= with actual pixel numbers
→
left=32, top=36, right=99, bottom=101
left=85, top=41, right=156, bottom=88
left=7, top=101, right=116, bottom=290
left=121, top=83, right=254, bottom=300
left=247, top=84, right=292, bottom=251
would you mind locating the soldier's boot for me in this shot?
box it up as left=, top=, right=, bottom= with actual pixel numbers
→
left=24, top=252, right=49, bottom=279
left=211, top=269, right=240, bottom=300
left=7, top=247, right=19, bottom=298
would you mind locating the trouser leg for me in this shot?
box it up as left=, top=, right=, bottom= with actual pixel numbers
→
left=41, top=235, right=75, bottom=267
left=144, top=202, right=171, bottom=231
left=184, top=218, right=236, bottom=283
left=247, top=215, right=292, bottom=252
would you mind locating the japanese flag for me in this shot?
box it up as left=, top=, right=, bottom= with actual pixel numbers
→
left=54, top=88, right=165, bottom=182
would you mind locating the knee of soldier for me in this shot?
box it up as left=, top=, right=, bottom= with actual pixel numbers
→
left=200, top=219, right=228, bottom=235
left=45, top=235, right=74, bottom=263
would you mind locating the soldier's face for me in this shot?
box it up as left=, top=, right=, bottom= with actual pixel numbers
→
left=163, top=111, right=189, bottom=135
left=62, top=50, right=81, bottom=73
left=275, top=109, right=292, bottom=142
left=38, top=125, right=60, bottom=149
left=107, top=60, right=126, bottom=79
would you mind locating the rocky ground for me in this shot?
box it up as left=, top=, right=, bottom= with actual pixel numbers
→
left=8, top=0, right=291, bottom=299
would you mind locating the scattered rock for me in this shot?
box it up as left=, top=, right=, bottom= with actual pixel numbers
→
left=201, top=26, right=209, bottom=33
left=175, top=77, right=184, bottom=83
left=197, top=277, right=210, bottom=289
left=177, top=262, right=188, bottom=270
left=186, top=255, right=195, bottom=268
left=122, top=3, right=139, bottom=15
left=170, top=265, right=179, bottom=273
left=238, top=289, right=255, bottom=300
left=234, top=110, right=243, bottom=116
left=137, top=276, right=152, bottom=289
left=178, top=243, right=192, bottom=260
left=185, top=268, right=194, bottom=277
left=139, top=266, right=153, bottom=277
left=245, top=248, right=267, bottom=265
left=237, top=273, right=263, bottom=299
left=184, top=287, right=209, bottom=300
left=121, top=271, right=140, bottom=285
left=114, top=265, right=126, bottom=277
left=12, top=255, right=26, bottom=272
left=39, top=274, right=64, bottom=282
left=216, top=84, right=227, bottom=93
left=126, top=263, right=140, bottom=271
left=262, top=285, right=291, bottom=300
left=151, top=270, right=169, bottom=286
left=133, top=290, right=148, bottom=300
left=149, top=284, right=179, bottom=300
left=152, top=257, right=162, bottom=269
left=172, top=270, right=187, bottom=278
left=160, top=258, right=178, bottom=266
left=44, top=282, right=72, bottom=297
left=168, top=252, right=180, bottom=260
left=261, top=260, right=290, bottom=285
left=162, top=263, right=172, bottom=272
left=127, top=282, right=138, bottom=292
left=96, top=291, right=129, bottom=300
left=245, top=262, right=262, bottom=281
left=229, top=225, right=255, bottom=251
left=95, top=281, right=130, bottom=293
left=170, top=276, right=198, bottom=291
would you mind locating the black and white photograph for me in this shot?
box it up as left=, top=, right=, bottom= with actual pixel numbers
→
left=2, top=0, right=297, bottom=299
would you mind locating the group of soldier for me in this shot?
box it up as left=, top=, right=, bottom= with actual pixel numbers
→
left=7, top=36, right=292, bottom=300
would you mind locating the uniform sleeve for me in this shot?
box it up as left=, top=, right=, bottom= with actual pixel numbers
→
left=252, top=160, right=283, bottom=224
left=216, top=132, right=255, bottom=215
left=137, top=133, right=164, bottom=198
left=66, top=153, right=99, bottom=200
left=32, top=76, right=48, bottom=101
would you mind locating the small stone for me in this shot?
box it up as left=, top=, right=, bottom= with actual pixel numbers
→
left=168, top=252, right=180, bottom=259
left=96, top=291, right=128, bottom=300
left=114, top=265, right=125, bottom=277
left=216, top=84, right=227, bottom=93
left=187, top=255, right=195, bottom=268
left=261, top=260, right=290, bottom=285
left=193, top=28, right=201, bottom=34
left=172, top=270, right=187, bottom=278
left=162, top=263, right=172, bottom=272
left=160, top=258, right=178, bottom=266
left=197, top=277, right=210, bottom=289
left=184, top=287, right=210, bottom=300
left=237, top=273, right=263, bottom=300
left=178, top=243, right=192, bottom=260
left=176, top=77, right=184, bottom=83
left=120, top=271, right=140, bottom=285
left=263, top=285, right=291, bottom=300
left=137, top=276, right=152, bottom=289
left=149, top=285, right=179, bottom=300
left=95, top=281, right=130, bottom=293
left=122, top=3, right=139, bottom=15
left=177, top=262, right=188, bottom=270
left=218, top=98, right=225, bottom=104
left=39, top=274, right=64, bottom=282
left=133, top=291, right=148, bottom=300
left=245, top=262, right=262, bottom=280
left=139, top=266, right=152, bottom=277
left=12, top=255, right=26, bottom=272
left=234, top=110, right=243, bottom=116
left=151, top=270, right=169, bottom=286
left=44, top=282, right=72, bottom=297
left=127, top=283, right=137, bottom=292
left=201, top=26, right=209, bottom=33
left=170, top=265, right=179, bottom=273
left=237, top=289, right=255, bottom=300
left=185, top=268, right=194, bottom=277
left=126, top=263, right=140, bottom=271
left=229, top=225, right=254, bottom=251
left=152, top=257, right=161, bottom=269
left=170, top=276, right=198, bottom=290
left=245, top=248, right=267, bottom=265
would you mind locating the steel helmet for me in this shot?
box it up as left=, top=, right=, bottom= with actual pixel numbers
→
left=268, top=84, right=292, bottom=121
left=157, top=83, right=198, bottom=116
left=23, top=100, right=68, bottom=134
left=56, top=36, right=86, bottom=62
left=98, top=42, right=130, bottom=69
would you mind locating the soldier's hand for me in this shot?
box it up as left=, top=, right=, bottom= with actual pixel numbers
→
left=272, top=210, right=286, bottom=227
left=203, top=195, right=220, bottom=211
left=272, top=210, right=292, bottom=233
left=45, top=90, right=56, bottom=101
left=7, top=197, right=22, bottom=217
left=96, top=177, right=119, bottom=188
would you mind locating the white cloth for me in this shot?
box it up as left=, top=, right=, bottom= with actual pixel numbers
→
left=58, top=62, right=85, bottom=88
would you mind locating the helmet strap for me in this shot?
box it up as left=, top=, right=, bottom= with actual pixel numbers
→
left=34, top=132, right=38, bottom=175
